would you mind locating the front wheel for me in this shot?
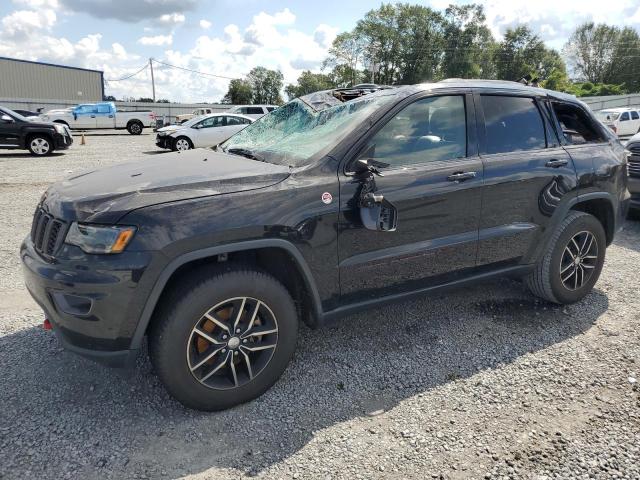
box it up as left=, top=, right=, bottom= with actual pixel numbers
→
left=173, top=137, right=192, bottom=151
left=149, top=266, right=298, bottom=411
left=28, top=136, right=53, bottom=156
left=527, top=211, right=606, bottom=304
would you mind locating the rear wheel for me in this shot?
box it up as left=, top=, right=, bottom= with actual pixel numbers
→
left=149, top=266, right=298, bottom=411
left=28, top=135, right=52, bottom=156
left=173, top=136, right=192, bottom=151
left=127, top=121, right=143, bottom=135
left=527, top=211, right=606, bottom=304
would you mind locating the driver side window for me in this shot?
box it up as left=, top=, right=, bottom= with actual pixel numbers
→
left=198, top=116, right=223, bottom=128
left=363, top=95, right=466, bottom=167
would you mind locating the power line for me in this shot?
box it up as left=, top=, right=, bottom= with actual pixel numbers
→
left=152, top=59, right=240, bottom=80
left=105, top=63, right=149, bottom=82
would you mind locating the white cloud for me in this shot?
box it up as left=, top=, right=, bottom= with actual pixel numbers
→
left=199, top=19, right=212, bottom=29
left=1, top=9, right=56, bottom=38
left=138, top=34, right=173, bottom=46
left=157, top=12, right=185, bottom=26
left=13, top=0, right=59, bottom=7
left=313, top=24, right=338, bottom=48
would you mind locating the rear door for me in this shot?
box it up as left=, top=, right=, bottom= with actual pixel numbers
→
left=475, top=93, right=575, bottom=267
left=95, top=104, right=114, bottom=128
left=338, top=91, right=484, bottom=303
left=222, top=115, right=251, bottom=140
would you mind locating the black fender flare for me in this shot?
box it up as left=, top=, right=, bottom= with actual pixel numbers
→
left=129, top=239, right=324, bottom=349
left=529, top=191, right=617, bottom=263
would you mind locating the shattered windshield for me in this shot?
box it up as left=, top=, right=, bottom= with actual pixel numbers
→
left=222, top=90, right=397, bottom=166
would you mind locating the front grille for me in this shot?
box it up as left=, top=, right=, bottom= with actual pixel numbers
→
left=30, top=207, right=67, bottom=257
left=629, top=146, right=640, bottom=177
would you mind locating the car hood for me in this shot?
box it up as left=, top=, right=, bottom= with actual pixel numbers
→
left=627, top=132, right=640, bottom=147
left=41, top=149, right=290, bottom=223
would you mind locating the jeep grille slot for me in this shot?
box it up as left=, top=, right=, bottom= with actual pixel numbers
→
left=628, top=146, right=640, bottom=177
left=30, top=207, right=67, bottom=257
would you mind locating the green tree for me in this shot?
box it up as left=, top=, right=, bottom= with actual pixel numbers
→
left=222, top=79, right=253, bottom=104
left=607, top=27, right=640, bottom=92
left=493, top=26, right=560, bottom=82
left=285, top=71, right=336, bottom=99
left=563, top=23, right=619, bottom=84
left=323, top=31, right=367, bottom=86
left=442, top=4, right=496, bottom=79
left=246, top=67, right=284, bottom=104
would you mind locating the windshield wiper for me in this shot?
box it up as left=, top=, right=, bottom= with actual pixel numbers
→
left=227, top=147, right=266, bottom=162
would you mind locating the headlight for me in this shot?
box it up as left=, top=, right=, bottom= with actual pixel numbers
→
left=158, top=129, right=178, bottom=137
left=65, top=223, right=136, bottom=254
left=54, top=124, right=66, bottom=134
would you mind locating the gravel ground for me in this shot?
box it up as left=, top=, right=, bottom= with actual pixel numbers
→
left=0, top=133, right=638, bottom=480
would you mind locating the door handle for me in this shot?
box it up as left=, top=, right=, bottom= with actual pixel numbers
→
left=545, top=159, right=568, bottom=168
left=447, top=171, right=477, bottom=182
left=90, top=115, right=96, bottom=118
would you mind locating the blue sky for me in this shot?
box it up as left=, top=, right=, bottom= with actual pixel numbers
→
left=1, top=0, right=639, bottom=102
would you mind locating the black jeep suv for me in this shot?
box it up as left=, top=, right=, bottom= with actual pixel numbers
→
left=21, top=80, right=630, bottom=410
left=0, top=106, right=72, bottom=155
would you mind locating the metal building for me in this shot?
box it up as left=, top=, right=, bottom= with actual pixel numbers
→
left=0, top=57, right=104, bottom=102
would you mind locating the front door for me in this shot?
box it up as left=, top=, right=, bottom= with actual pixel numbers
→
left=72, top=105, right=97, bottom=129
left=475, top=94, right=576, bottom=267
left=338, top=92, right=483, bottom=304
left=192, top=115, right=225, bottom=147
left=0, top=113, right=21, bottom=147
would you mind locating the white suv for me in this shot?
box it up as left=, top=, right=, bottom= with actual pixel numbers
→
left=596, top=108, right=640, bottom=137
left=225, top=105, right=277, bottom=119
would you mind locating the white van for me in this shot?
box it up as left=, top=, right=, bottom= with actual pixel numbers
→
left=595, top=108, right=640, bottom=136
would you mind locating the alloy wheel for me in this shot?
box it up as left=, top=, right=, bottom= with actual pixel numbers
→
left=186, top=297, right=278, bottom=390
left=559, top=230, right=598, bottom=291
left=130, top=123, right=142, bottom=134
left=30, top=138, right=50, bottom=155
left=175, top=139, right=190, bottom=151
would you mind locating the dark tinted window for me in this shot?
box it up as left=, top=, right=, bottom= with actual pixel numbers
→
left=197, top=116, right=223, bottom=128
left=226, top=116, right=246, bottom=126
left=246, top=107, right=264, bottom=115
left=632, top=111, right=639, bottom=120
left=482, top=96, right=546, bottom=154
left=266, top=107, right=276, bottom=112
left=551, top=102, right=607, bottom=145
left=363, top=95, right=466, bottom=167
left=621, top=112, right=630, bottom=121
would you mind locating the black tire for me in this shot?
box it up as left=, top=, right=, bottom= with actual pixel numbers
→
left=526, top=211, right=606, bottom=304
left=149, top=265, right=298, bottom=411
left=27, top=134, right=53, bottom=156
left=127, top=121, right=143, bottom=135
left=172, top=136, right=193, bottom=151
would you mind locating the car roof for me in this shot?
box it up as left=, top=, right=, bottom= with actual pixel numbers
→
left=199, top=112, right=253, bottom=121
left=599, top=107, right=636, bottom=112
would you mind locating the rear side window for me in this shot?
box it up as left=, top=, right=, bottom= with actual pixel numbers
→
left=225, top=116, right=246, bottom=126
left=551, top=102, right=607, bottom=145
left=97, top=105, right=110, bottom=113
left=362, top=95, right=467, bottom=167
left=621, top=112, right=630, bottom=121
left=243, top=107, right=264, bottom=115
left=481, top=96, right=546, bottom=154
left=266, top=107, right=276, bottom=112
left=632, top=111, right=639, bottom=120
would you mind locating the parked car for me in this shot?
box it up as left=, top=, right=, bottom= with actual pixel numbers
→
left=225, top=105, right=277, bottom=119
left=22, top=80, right=630, bottom=411
left=176, top=107, right=217, bottom=124
left=155, top=113, right=253, bottom=151
left=624, top=132, right=640, bottom=213
left=40, top=102, right=155, bottom=135
left=595, top=108, right=640, bottom=136
left=0, top=106, right=72, bottom=155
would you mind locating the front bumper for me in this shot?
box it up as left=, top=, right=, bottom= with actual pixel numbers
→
left=52, top=130, right=73, bottom=150
left=21, top=236, right=155, bottom=367
left=155, top=134, right=173, bottom=149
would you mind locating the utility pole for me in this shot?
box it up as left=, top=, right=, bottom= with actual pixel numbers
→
left=149, top=58, right=156, bottom=102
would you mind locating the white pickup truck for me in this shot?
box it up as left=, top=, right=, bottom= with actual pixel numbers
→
left=175, top=107, right=217, bottom=124
left=40, top=102, right=155, bottom=135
